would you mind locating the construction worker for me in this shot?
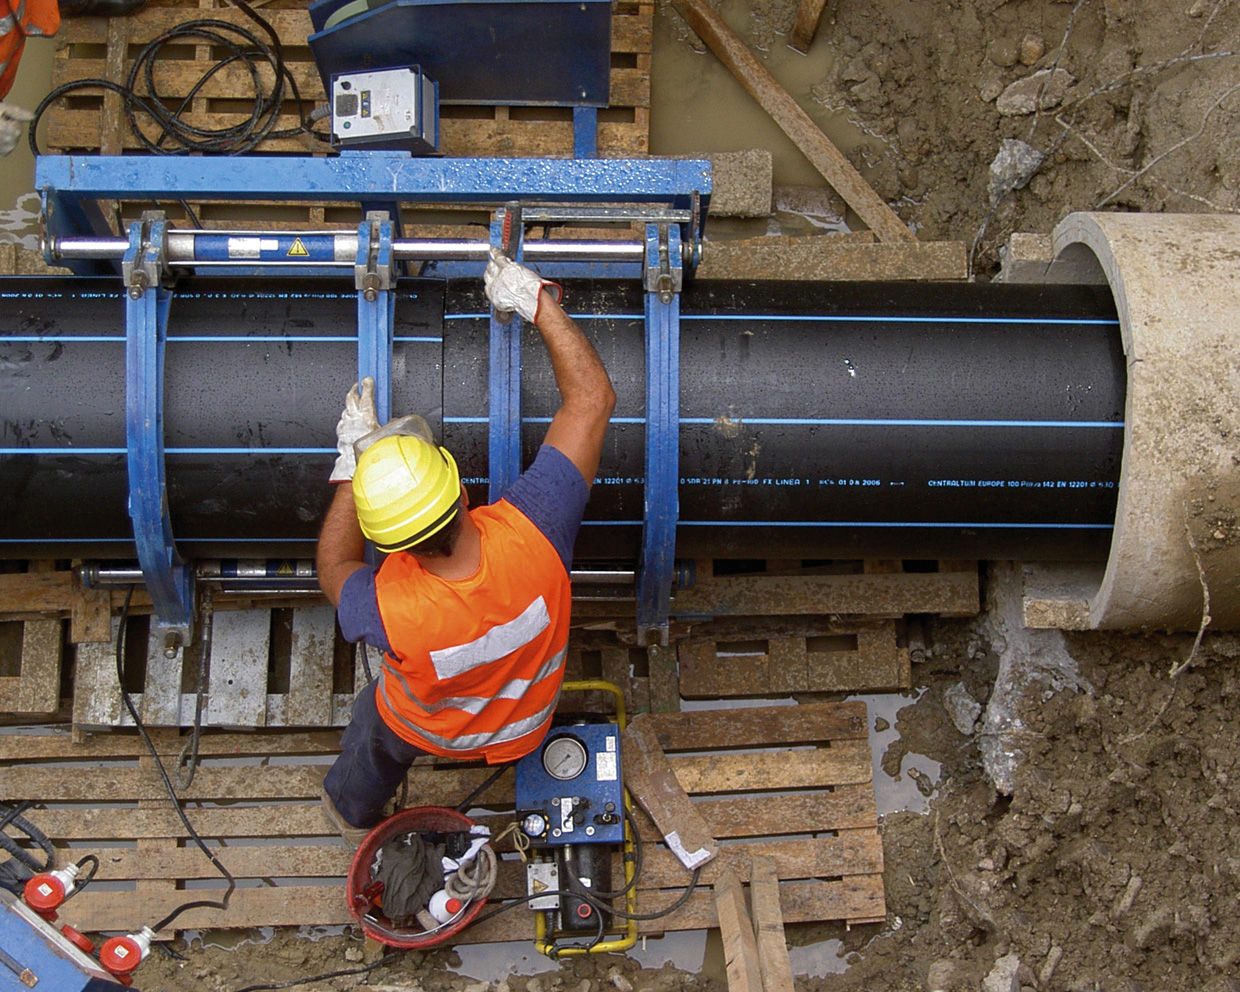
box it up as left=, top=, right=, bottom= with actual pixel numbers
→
left=317, top=252, right=616, bottom=845
left=0, top=0, right=59, bottom=155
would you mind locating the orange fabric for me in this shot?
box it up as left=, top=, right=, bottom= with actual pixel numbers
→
left=0, top=0, right=60, bottom=100
left=373, top=499, right=572, bottom=764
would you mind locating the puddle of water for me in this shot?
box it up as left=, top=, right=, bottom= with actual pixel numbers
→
left=848, top=690, right=943, bottom=816
left=453, top=940, right=559, bottom=980
left=650, top=0, right=877, bottom=189
left=788, top=936, right=847, bottom=976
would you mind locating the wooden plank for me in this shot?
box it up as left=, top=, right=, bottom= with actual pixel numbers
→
left=788, top=0, right=830, bottom=55
left=0, top=571, right=75, bottom=615
left=0, top=744, right=867, bottom=802
left=24, top=786, right=878, bottom=842
left=638, top=832, right=882, bottom=887
left=2, top=619, right=63, bottom=715
left=100, top=14, right=128, bottom=156
left=715, top=867, right=765, bottom=992
left=0, top=729, right=343, bottom=762
left=70, top=584, right=112, bottom=644
left=285, top=606, right=336, bottom=727
left=671, top=0, right=911, bottom=244
left=646, top=642, right=680, bottom=713
left=624, top=714, right=718, bottom=869
left=207, top=609, right=270, bottom=727
left=671, top=571, right=978, bottom=617
left=750, top=856, right=796, bottom=992
left=45, top=113, right=650, bottom=158
left=61, top=874, right=884, bottom=939
left=0, top=698, right=866, bottom=759
left=50, top=60, right=651, bottom=109
left=58, top=8, right=650, bottom=51
left=72, top=622, right=123, bottom=727
left=70, top=832, right=878, bottom=886
left=696, top=238, right=969, bottom=283
left=671, top=743, right=871, bottom=793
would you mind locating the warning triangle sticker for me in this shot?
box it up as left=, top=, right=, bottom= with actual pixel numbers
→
left=531, top=879, right=547, bottom=894
left=287, top=237, right=310, bottom=257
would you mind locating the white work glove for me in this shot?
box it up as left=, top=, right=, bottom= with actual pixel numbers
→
left=483, top=250, right=562, bottom=323
left=0, top=103, right=33, bottom=157
left=330, top=377, right=379, bottom=483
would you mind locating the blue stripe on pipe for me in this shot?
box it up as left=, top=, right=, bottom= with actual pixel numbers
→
left=442, top=415, right=1123, bottom=429
left=680, top=417, right=1125, bottom=429
left=445, top=313, right=1120, bottom=325
left=678, top=520, right=1114, bottom=529
left=1, top=448, right=337, bottom=455
left=5, top=334, right=444, bottom=343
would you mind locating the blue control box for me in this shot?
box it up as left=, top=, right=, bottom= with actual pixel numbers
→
left=515, top=723, right=624, bottom=847
left=0, top=890, right=129, bottom=991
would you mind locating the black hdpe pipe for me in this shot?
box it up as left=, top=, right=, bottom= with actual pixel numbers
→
left=0, top=276, right=1124, bottom=562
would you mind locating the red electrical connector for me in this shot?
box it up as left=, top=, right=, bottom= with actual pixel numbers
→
left=100, top=926, right=156, bottom=983
left=23, top=863, right=82, bottom=916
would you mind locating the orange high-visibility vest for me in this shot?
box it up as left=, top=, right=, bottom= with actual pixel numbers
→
left=0, top=0, right=59, bottom=100
left=373, top=499, right=572, bottom=763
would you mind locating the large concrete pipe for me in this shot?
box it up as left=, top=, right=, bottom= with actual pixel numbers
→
left=1016, top=213, right=1240, bottom=631
left=1, top=277, right=1122, bottom=562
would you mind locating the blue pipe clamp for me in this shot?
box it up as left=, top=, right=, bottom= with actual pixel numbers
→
left=123, top=213, right=195, bottom=641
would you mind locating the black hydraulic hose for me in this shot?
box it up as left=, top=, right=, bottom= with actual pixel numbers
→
left=0, top=804, right=53, bottom=873
left=114, top=587, right=237, bottom=932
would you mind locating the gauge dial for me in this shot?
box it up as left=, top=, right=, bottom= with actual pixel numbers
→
left=542, top=735, right=588, bottom=781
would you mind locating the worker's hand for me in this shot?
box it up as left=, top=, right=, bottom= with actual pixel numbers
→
left=329, top=377, right=380, bottom=483
left=484, top=250, right=561, bottom=323
left=0, top=103, right=33, bottom=157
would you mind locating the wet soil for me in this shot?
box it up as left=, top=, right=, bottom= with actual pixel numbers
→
left=659, top=0, right=1240, bottom=272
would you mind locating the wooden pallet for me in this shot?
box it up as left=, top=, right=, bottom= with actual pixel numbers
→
left=42, top=0, right=653, bottom=232
left=0, top=700, right=884, bottom=937
left=678, top=619, right=911, bottom=698
left=672, top=559, right=979, bottom=619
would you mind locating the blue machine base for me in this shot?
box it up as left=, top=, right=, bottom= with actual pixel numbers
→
left=0, top=891, right=130, bottom=991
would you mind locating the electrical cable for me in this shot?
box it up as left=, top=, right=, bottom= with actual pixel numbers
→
left=454, top=763, right=510, bottom=814
left=0, top=803, right=53, bottom=874
left=176, top=595, right=213, bottom=791
left=114, top=586, right=237, bottom=933
left=73, top=854, right=101, bottom=891
left=562, top=851, right=702, bottom=923
left=27, top=0, right=327, bottom=157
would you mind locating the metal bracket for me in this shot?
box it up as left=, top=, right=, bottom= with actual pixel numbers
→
left=124, top=213, right=194, bottom=647
left=355, top=211, right=395, bottom=423
left=637, top=223, right=682, bottom=645
left=643, top=222, right=684, bottom=305
left=122, top=210, right=172, bottom=300
left=487, top=202, right=525, bottom=503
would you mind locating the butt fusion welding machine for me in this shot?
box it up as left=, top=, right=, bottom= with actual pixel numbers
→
left=11, top=0, right=703, bottom=977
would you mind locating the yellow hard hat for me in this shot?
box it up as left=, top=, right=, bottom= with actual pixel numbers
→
left=351, top=417, right=462, bottom=554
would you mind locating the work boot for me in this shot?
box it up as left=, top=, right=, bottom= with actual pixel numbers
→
left=320, top=787, right=371, bottom=849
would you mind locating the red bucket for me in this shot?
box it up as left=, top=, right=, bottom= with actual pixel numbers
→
left=346, top=805, right=489, bottom=949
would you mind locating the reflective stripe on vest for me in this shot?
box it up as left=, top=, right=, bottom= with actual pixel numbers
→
left=381, top=645, right=566, bottom=716
left=379, top=665, right=561, bottom=752
left=429, top=595, right=550, bottom=680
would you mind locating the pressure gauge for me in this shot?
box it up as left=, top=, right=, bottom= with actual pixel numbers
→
left=542, top=735, right=589, bottom=781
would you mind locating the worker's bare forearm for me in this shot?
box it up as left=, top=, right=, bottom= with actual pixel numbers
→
left=534, top=291, right=616, bottom=415
left=534, top=291, right=616, bottom=486
left=317, top=485, right=367, bottom=606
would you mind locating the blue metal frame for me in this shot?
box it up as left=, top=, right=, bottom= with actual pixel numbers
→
left=37, top=153, right=713, bottom=641
left=124, top=218, right=194, bottom=633
left=488, top=205, right=525, bottom=502
left=637, top=224, right=682, bottom=644
left=355, top=213, right=396, bottom=422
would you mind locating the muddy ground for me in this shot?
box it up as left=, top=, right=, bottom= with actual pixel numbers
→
left=91, top=2, right=1240, bottom=990
left=680, top=0, right=1240, bottom=272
